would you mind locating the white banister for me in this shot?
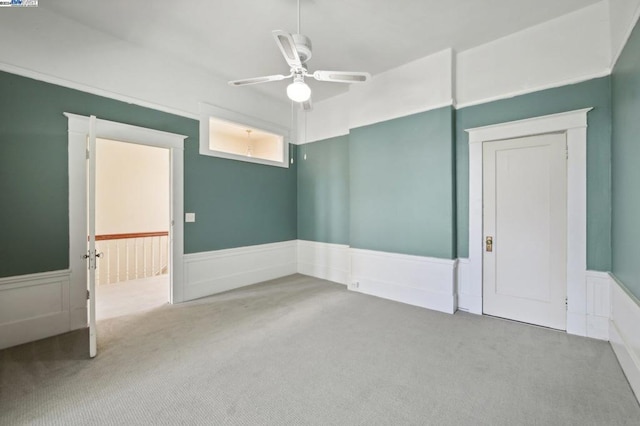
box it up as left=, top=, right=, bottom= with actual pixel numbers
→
left=95, top=232, right=169, bottom=285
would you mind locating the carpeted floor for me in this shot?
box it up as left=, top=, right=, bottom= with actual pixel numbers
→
left=96, top=275, right=169, bottom=320
left=0, top=274, right=638, bottom=425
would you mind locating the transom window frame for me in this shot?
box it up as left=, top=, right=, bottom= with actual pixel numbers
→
left=199, top=102, right=290, bottom=168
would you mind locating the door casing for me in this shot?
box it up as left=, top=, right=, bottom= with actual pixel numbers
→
left=66, top=113, right=187, bottom=332
left=465, top=108, right=591, bottom=336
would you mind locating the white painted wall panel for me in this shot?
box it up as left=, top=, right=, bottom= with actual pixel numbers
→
left=350, top=248, right=457, bottom=314
left=609, top=275, right=640, bottom=401
left=299, top=49, right=453, bottom=144
left=300, top=93, right=351, bottom=144
left=0, top=270, right=71, bottom=350
left=183, top=241, right=297, bottom=301
left=457, top=2, right=611, bottom=108
left=585, top=270, right=611, bottom=340
left=297, top=240, right=350, bottom=285
left=608, top=0, right=640, bottom=67
left=457, top=258, right=482, bottom=314
left=348, top=49, right=454, bottom=130
left=0, top=7, right=289, bottom=126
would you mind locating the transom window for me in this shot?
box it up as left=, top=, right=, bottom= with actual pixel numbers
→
left=199, top=103, right=289, bottom=168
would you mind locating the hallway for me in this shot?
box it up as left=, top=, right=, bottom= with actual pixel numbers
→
left=96, top=275, right=169, bottom=320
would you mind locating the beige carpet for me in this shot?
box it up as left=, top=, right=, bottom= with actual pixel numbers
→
left=0, top=274, right=638, bottom=425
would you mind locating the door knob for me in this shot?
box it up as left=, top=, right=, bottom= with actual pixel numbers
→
left=486, top=236, right=493, bottom=252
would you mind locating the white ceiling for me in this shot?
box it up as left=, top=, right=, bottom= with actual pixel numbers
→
left=42, top=0, right=601, bottom=104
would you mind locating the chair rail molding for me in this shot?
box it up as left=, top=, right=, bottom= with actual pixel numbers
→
left=466, top=108, right=591, bottom=336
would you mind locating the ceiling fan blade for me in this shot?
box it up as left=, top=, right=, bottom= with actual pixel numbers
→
left=300, top=98, right=313, bottom=112
left=272, top=30, right=302, bottom=69
left=312, top=70, right=371, bottom=83
left=228, top=74, right=289, bottom=86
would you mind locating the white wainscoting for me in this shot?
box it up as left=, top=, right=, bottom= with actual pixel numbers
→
left=0, top=270, right=71, bottom=350
left=456, top=258, right=482, bottom=314
left=585, top=271, right=611, bottom=340
left=609, top=274, right=640, bottom=401
left=349, top=248, right=457, bottom=314
left=456, top=266, right=612, bottom=340
left=182, top=241, right=297, bottom=301
left=297, top=240, right=350, bottom=285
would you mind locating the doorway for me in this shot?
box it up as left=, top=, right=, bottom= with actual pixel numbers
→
left=482, top=133, right=567, bottom=330
left=94, top=138, right=170, bottom=320
left=465, top=108, right=590, bottom=336
left=66, top=113, right=186, bottom=357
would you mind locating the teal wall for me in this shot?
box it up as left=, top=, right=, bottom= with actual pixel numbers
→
left=0, top=71, right=296, bottom=278
left=297, top=135, right=349, bottom=245
left=349, top=107, right=456, bottom=258
left=611, top=19, right=640, bottom=299
left=456, top=77, right=612, bottom=271
left=2, top=66, right=619, bottom=279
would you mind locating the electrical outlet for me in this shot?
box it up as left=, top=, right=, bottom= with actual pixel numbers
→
left=350, top=281, right=360, bottom=290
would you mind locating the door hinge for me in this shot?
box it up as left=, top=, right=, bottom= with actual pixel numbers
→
left=86, top=149, right=90, bottom=160
left=87, top=289, right=90, bottom=300
left=565, top=145, right=568, bottom=160
left=565, top=297, right=568, bottom=310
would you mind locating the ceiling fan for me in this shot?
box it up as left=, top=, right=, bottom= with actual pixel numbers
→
left=228, top=0, right=371, bottom=111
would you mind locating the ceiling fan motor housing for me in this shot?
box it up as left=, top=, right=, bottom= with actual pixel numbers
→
left=293, top=33, right=312, bottom=63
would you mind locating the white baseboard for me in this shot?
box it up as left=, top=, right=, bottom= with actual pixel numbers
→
left=609, top=274, right=640, bottom=402
left=183, top=241, right=297, bottom=301
left=349, top=248, right=457, bottom=314
left=0, top=270, right=71, bottom=350
left=297, top=240, right=350, bottom=285
left=456, top=258, right=482, bottom=314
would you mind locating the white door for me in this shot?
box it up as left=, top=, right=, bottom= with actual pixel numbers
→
left=483, top=133, right=567, bottom=330
left=87, top=115, right=98, bottom=357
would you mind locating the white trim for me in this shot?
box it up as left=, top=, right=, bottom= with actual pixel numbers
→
left=199, top=102, right=290, bottom=167
left=466, top=109, right=590, bottom=336
left=610, top=1, right=640, bottom=69
left=297, top=240, right=350, bottom=285
left=456, top=71, right=610, bottom=110
left=65, top=113, right=186, bottom=149
left=0, top=269, right=71, bottom=350
left=467, top=108, right=592, bottom=142
left=67, top=114, right=186, bottom=333
left=456, top=258, right=482, bottom=314
left=0, top=62, right=199, bottom=120
left=347, top=101, right=455, bottom=132
left=585, top=270, right=611, bottom=340
left=349, top=248, right=457, bottom=314
left=0, top=269, right=71, bottom=287
left=183, top=241, right=297, bottom=301
left=298, top=131, right=350, bottom=145
left=609, top=273, right=640, bottom=402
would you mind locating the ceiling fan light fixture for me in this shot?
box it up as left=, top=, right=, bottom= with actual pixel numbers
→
left=287, top=79, right=311, bottom=103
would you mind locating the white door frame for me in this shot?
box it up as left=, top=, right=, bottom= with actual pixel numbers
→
left=66, top=113, right=187, bottom=331
left=465, top=108, right=592, bottom=336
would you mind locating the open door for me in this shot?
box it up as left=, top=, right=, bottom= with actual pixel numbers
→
left=86, top=115, right=98, bottom=358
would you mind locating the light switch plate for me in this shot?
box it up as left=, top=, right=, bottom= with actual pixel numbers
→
left=185, top=213, right=196, bottom=223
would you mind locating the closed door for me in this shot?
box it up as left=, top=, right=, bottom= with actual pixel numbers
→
left=483, top=133, right=567, bottom=330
